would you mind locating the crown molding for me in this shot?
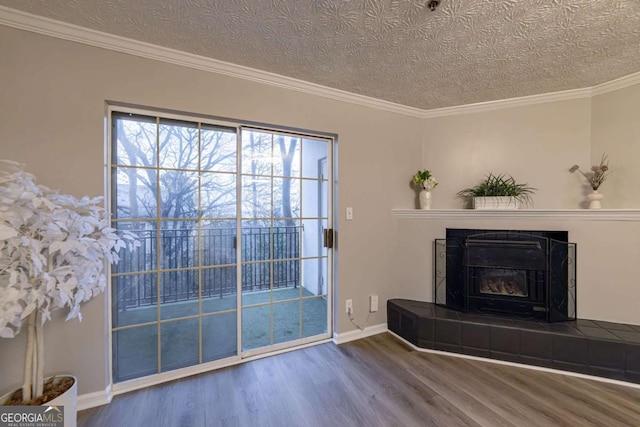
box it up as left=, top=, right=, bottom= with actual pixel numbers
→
left=0, top=5, right=638, bottom=119
left=591, top=71, right=640, bottom=96
left=0, top=6, right=425, bottom=118
left=392, top=209, right=640, bottom=221
left=421, top=87, right=593, bottom=118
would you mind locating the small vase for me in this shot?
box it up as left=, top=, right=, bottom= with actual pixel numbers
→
left=419, top=190, right=432, bottom=210
left=586, top=190, right=604, bottom=209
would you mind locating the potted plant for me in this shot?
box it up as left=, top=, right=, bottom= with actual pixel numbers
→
left=457, top=173, right=536, bottom=209
left=412, top=169, right=438, bottom=210
left=0, top=160, right=137, bottom=426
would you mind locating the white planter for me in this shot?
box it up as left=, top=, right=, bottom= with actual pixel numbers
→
left=586, top=190, right=604, bottom=209
left=473, top=196, right=521, bottom=210
left=419, top=190, right=432, bottom=210
left=1, top=376, right=77, bottom=427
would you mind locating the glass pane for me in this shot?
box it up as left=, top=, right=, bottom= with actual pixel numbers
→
left=200, top=221, right=236, bottom=266
left=112, top=325, right=158, bottom=382
left=159, top=170, right=199, bottom=218
left=301, top=138, right=328, bottom=179
left=301, top=178, right=328, bottom=219
left=301, top=257, right=327, bottom=296
left=161, top=318, right=199, bottom=372
left=241, top=130, right=272, bottom=176
left=241, top=175, right=271, bottom=218
left=273, top=301, right=300, bottom=345
left=113, top=222, right=157, bottom=273
left=112, top=167, right=157, bottom=219
left=159, top=120, right=199, bottom=170
left=272, top=135, right=300, bottom=177
left=202, top=267, right=237, bottom=314
left=242, top=305, right=270, bottom=350
left=113, top=115, right=157, bottom=167
left=272, top=287, right=300, bottom=302
left=273, top=222, right=300, bottom=260
left=273, top=178, right=300, bottom=218
left=112, top=274, right=157, bottom=328
left=159, top=221, right=198, bottom=270
left=241, top=263, right=271, bottom=303
left=301, top=219, right=327, bottom=258
left=201, top=172, right=236, bottom=218
left=273, top=260, right=299, bottom=299
left=302, top=297, right=328, bottom=339
left=241, top=220, right=270, bottom=262
left=201, top=126, right=237, bottom=173
left=202, top=312, right=237, bottom=362
left=160, top=270, right=199, bottom=320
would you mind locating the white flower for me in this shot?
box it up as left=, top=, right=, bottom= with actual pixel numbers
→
left=423, top=176, right=439, bottom=191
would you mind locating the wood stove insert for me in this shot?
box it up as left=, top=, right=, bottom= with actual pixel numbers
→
left=435, top=229, right=576, bottom=322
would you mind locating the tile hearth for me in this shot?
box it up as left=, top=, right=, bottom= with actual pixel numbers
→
left=388, top=299, right=640, bottom=385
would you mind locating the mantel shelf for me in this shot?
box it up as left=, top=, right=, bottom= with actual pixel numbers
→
left=391, top=209, right=640, bottom=221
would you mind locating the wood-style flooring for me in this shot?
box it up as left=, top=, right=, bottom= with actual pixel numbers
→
left=79, top=333, right=640, bottom=426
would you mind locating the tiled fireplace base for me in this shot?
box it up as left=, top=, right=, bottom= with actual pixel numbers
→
left=388, top=299, right=640, bottom=385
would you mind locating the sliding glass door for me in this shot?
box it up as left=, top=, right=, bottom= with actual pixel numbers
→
left=110, top=109, right=332, bottom=383
left=240, top=128, right=331, bottom=356
left=110, top=113, right=240, bottom=381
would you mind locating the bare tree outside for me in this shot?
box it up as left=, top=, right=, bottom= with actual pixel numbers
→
left=109, top=112, right=330, bottom=381
left=112, top=116, right=302, bottom=307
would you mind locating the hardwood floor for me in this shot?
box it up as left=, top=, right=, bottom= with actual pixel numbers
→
left=79, top=333, right=640, bottom=426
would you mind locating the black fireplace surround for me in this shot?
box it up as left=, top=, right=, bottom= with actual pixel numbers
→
left=435, top=228, right=576, bottom=322
left=387, top=228, right=640, bottom=385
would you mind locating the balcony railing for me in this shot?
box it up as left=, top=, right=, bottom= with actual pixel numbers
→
left=114, top=226, right=300, bottom=310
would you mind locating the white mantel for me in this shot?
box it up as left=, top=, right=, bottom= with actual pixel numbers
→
left=392, top=209, right=640, bottom=221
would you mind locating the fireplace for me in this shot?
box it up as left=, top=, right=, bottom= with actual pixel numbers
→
left=435, top=229, right=576, bottom=322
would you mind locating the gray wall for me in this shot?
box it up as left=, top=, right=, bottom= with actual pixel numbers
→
left=421, top=98, right=592, bottom=209
left=591, top=84, right=640, bottom=207
left=390, top=86, right=640, bottom=328
left=1, top=23, right=639, bottom=399
left=0, top=26, right=422, bottom=395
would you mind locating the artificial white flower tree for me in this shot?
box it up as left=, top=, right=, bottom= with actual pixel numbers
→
left=0, top=160, right=137, bottom=402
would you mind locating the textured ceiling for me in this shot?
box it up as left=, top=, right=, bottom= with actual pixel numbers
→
left=2, top=0, right=639, bottom=110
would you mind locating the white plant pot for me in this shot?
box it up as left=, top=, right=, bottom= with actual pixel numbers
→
left=1, top=376, right=77, bottom=427
left=419, top=190, right=432, bottom=210
left=586, top=190, right=604, bottom=209
left=473, top=196, right=521, bottom=210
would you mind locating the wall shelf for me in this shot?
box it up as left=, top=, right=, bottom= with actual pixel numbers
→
left=392, top=209, right=640, bottom=222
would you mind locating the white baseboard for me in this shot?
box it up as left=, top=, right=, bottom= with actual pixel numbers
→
left=77, top=385, right=112, bottom=411
left=112, top=337, right=333, bottom=397
left=333, top=323, right=387, bottom=345
left=77, top=330, right=380, bottom=410
left=388, top=330, right=640, bottom=391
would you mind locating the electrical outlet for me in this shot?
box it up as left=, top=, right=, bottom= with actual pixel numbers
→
left=345, top=299, right=353, bottom=315
left=369, top=295, right=378, bottom=312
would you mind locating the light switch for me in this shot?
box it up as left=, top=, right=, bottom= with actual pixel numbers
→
left=346, top=207, right=353, bottom=220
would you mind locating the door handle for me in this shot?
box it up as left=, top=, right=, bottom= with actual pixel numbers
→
left=323, top=228, right=334, bottom=249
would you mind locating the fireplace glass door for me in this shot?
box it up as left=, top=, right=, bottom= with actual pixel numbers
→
left=435, top=228, right=577, bottom=322
left=478, top=269, right=528, bottom=298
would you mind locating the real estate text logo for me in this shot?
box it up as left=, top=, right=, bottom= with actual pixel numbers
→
left=0, top=405, right=63, bottom=427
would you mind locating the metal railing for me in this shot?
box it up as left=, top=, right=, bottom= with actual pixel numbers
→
left=114, top=226, right=300, bottom=310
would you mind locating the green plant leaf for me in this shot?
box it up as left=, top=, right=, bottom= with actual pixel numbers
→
left=456, top=173, right=536, bottom=207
